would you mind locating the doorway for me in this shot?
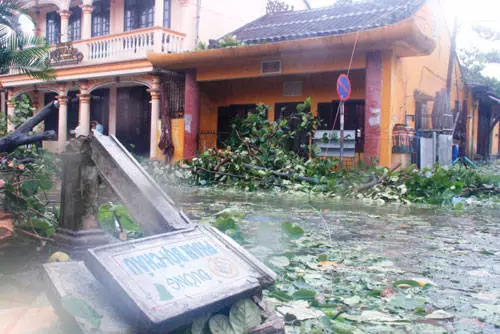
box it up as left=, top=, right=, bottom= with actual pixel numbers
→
left=116, top=86, right=151, bottom=156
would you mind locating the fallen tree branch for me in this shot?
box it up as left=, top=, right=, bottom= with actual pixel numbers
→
left=0, top=101, right=59, bottom=153
left=244, top=163, right=319, bottom=184
left=356, top=163, right=402, bottom=192
left=213, top=158, right=229, bottom=172
left=461, top=186, right=500, bottom=197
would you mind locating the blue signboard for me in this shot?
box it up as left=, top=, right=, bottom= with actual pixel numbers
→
left=337, top=74, right=351, bottom=101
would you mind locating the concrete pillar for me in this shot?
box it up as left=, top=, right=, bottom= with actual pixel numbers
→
left=78, top=81, right=91, bottom=136
left=108, top=86, right=117, bottom=136
left=183, top=70, right=200, bottom=160
left=59, top=10, right=71, bottom=43
left=81, top=5, right=93, bottom=40
left=6, top=91, right=15, bottom=132
left=148, top=76, right=161, bottom=160
left=57, top=95, right=68, bottom=153
left=364, top=51, right=383, bottom=165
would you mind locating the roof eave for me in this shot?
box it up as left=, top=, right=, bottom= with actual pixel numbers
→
left=149, top=15, right=436, bottom=70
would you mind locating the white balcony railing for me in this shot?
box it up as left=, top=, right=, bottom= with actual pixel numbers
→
left=1, top=27, right=185, bottom=76
left=73, top=27, right=185, bottom=65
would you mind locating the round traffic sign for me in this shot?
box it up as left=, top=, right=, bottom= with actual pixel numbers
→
left=337, top=74, right=351, bottom=101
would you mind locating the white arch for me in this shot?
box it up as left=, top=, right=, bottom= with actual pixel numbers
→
left=12, top=87, right=59, bottom=99
left=89, top=80, right=153, bottom=93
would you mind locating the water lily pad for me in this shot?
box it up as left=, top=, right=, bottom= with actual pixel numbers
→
left=425, top=310, right=455, bottom=320
left=277, top=300, right=324, bottom=321
left=269, top=256, right=290, bottom=268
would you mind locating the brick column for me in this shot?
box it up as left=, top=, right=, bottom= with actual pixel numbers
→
left=183, top=69, right=200, bottom=160
left=58, top=10, right=71, bottom=43
left=78, top=81, right=91, bottom=136
left=57, top=95, right=68, bottom=153
left=364, top=52, right=383, bottom=165
left=81, top=5, right=94, bottom=40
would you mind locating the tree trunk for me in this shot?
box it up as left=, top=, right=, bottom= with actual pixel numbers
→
left=0, top=101, right=59, bottom=153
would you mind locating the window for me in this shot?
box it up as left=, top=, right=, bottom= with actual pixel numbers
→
left=163, top=0, right=171, bottom=28
left=68, top=6, right=82, bottom=41
left=124, top=0, right=154, bottom=31
left=46, top=11, right=60, bottom=45
left=92, top=0, right=110, bottom=37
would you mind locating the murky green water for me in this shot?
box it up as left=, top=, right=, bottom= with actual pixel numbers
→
left=1, top=187, right=500, bottom=333
left=174, top=188, right=500, bottom=333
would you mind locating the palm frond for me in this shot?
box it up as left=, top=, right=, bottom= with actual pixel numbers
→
left=0, top=32, right=54, bottom=80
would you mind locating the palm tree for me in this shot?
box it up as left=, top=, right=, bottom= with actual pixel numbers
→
left=0, top=0, right=52, bottom=80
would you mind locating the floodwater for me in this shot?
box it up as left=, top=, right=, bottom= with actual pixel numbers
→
left=1, top=187, right=500, bottom=333
left=174, top=189, right=500, bottom=333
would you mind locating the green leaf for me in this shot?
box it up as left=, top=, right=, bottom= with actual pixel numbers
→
left=61, top=295, right=102, bottom=330
left=229, top=299, right=261, bottom=333
left=209, top=314, right=235, bottom=334
left=192, top=313, right=211, bottom=334
left=30, top=219, right=55, bottom=237
left=293, top=289, right=317, bottom=301
left=281, top=221, right=304, bottom=239
left=393, top=280, right=420, bottom=288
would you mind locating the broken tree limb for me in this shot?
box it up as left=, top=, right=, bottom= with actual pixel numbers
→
left=0, top=101, right=59, bottom=153
left=356, top=163, right=402, bottom=192
left=244, top=163, right=319, bottom=184
left=460, top=186, right=500, bottom=197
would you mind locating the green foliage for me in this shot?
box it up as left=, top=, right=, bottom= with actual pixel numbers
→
left=1, top=149, right=59, bottom=237
left=281, top=221, right=304, bottom=239
left=216, top=36, right=244, bottom=48
left=196, top=41, right=207, bottom=50
left=97, top=202, right=143, bottom=239
left=186, top=98, right=338, bottom=192
left=12, top=94, right=36, bottom=128
left=228, top=299, right=262, bottom=333
left=211, top=213, right=243, bottom=242
left=0, top=0, right=52, bottom=79
left=207, top=298, right=262, bottom=334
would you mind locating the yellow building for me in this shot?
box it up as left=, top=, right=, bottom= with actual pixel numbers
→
left=149, top=0, right=499, bottom=167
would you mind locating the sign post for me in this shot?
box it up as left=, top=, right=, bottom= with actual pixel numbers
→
left=336, top=74, right=351, bottom=169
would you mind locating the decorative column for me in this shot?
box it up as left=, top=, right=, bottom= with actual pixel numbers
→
left=108, top=86, right=117, bottom=136
left=57, top=95, right=68, bottom=153
left=81, top=4, right=94, bottom=40
left=58, top=10, right=72, bottom=43
left=78, top=81, right=91, bottom=136
left=183, top=69, right=200, bottom=160
left=364, top=52, right=383, bottom=165
left=6, top=90, right=15, bottom=132
left=148, top=76, right=161, bottom=160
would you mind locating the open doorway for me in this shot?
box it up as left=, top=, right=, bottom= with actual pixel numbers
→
left=116, top=86, right=151, bottom=156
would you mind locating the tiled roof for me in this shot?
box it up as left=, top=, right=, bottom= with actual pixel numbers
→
left=227, top=0, right=426, bottom=44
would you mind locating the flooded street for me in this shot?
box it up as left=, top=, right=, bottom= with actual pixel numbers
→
left=1, top=187, right=500, bottom=333
left=175, top=189, right=500, bottom=333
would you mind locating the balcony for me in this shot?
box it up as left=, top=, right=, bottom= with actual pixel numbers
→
left=60, top=27, right=185, bottom=66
